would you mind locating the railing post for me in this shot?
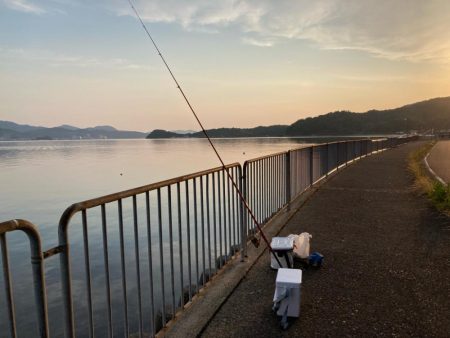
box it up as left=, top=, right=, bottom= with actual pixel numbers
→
left=1, top=234, right=17, bottom=338
left=309, top=146, right=314, bottom=186
left=240, top=165, right=247, bottom=260
left=285, top=151, right=291, bottom=210
left=58, top=211, right=76, bottom=338
left=325, top=143, right=329, bottom=177
left=336, top=142, right=340, bottom=171
left=30, top=242, right=50, bottom=338
left=1, top=220, right=50, bottom=338
left=345, top=142, right=348, bottom=166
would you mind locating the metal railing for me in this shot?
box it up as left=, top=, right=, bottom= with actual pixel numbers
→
left=57, top=163, right=242, bottom=338
left=0, top=220, right=49, bottom=338
left=0, top=136, right=417, bottom=337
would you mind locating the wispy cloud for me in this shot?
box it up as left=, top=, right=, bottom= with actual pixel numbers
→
left=3, top=0, right=46, bottom=14
left=0, top=47, right=152, bottom=71
left=112, top=0, right=450, bottom=64
left=242, top=37, right=273, bottom=47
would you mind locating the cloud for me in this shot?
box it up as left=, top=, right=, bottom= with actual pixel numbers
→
left=0, top=47, right=152, bottom=71
left=3, top=0, right=46, bottom=14
left=115, top=0, right=450, bottom=63
left=241, top=37, right=273, bottom=47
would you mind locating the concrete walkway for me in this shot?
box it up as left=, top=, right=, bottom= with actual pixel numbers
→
left=427, top=140, right=450, bottom=183
left=201, top=142, right=450, bottom=337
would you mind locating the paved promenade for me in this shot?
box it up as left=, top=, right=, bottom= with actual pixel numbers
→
left=427, top=140, right=450, bottom=183
left=201, top=142, right=450, bottom=337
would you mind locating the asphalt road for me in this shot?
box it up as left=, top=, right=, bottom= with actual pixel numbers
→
left=201, top=142, right=450, bottom=338
left=427, top=140, right=450, bottom=183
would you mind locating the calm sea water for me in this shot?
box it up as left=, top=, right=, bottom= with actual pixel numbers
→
left=0, top=138, right=319, bottom=240
left=2, top=137, right=326, bottom=336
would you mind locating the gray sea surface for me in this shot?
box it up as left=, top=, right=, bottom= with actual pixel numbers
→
left=1, top=137, right=327, bottom=336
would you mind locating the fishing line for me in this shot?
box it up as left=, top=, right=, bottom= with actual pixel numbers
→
left=126, top=0, right=281, bottom=265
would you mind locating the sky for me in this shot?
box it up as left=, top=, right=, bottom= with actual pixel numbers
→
left=0, top=0, right=449, bottom=132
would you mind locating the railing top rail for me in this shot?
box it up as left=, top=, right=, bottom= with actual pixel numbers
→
left=58, top=162, right=240, bottom=231
left=0, top=219, right=41, bottom=241
left=287, top=137, right=378, bottom=153
left=244, top=151, right=288, bottom=165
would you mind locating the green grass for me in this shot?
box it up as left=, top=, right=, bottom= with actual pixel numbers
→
left=408, top=142, right=450, bottom=214
left=429, top=181, right=450, bottom=211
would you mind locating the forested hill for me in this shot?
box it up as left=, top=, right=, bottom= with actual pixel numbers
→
left=286, top=96, right=450, bottom=136
left=146, top=96, right=450, bottom=138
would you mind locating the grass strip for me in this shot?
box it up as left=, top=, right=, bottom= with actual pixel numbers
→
left=408, top=141, right=450, bottom=214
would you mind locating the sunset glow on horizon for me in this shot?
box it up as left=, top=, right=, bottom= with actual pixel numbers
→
left=1, top=0, right=449, bottom=132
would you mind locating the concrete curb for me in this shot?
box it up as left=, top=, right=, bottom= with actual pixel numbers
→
left=424, top=145, right=446, bottom=185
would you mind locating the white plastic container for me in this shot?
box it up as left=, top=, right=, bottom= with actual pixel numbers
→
left=273, top=268, right=302, bottom=318
left=270, top=237, right=294, bottom=269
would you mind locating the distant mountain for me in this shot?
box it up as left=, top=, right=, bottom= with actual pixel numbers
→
left=146, top=96, right=450, bottom=139
left=189, top=125, right=288, bottom=138
left=286, top=97, right=450, bottom=136
left=58, top=124, right=80, bottom=130
left=0, top=122, right=146, bottom=140
left=0, top=120, right=44, bottom=133
left=90, top=125, right=117, bottom=132
left=147, top=129, right=181, bottom=138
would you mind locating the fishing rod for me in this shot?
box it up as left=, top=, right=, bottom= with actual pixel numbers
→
left=126, top=0, right=282, bottom=266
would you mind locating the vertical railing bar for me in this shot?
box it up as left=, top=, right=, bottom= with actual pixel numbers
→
left=268, top=158, right=271, bottom=216
left=132, top=195, right=144, bottom=338
left=231, top=167, right=237, bottom=255
left=262, top=160, right=265, bottom=221
left=101, top=203, right=113, bottom=338
left=145, top=192, right=155, bottom=337
left=272, top=157, right=276, bottom=211
left=256, top=162, right=258, bottom=228
left=118, top=200, right=129, bottom=338
left=257, top=162, right=261, bottom=224
left=265, top=158, right=269, bottom=221
left=193, top=177, right=199, bottom=293
left=267, top=158, right=271, bottom=216
left=270, top=158, right=273, bottom=211
left=247, top=163, right=251, bottom=235
left=241, top=164, right=247, bottom=249
left=0, top=234, right=17, bottom=338
left=279, top=155, right=283, bottom=208
left=218, top=171, right=223, bottom=268
left=253, top=163, right=257, bottom=227
left=247, top=164, right=251, bottom=235
left=206, top=175, right=212, bottom=278
left=176, top=183, right=184, bottom=309
left=276, top=155, right=280, bottom=209
left=286, top=151, right=291, bottom=206
left=283, top=154, right=286, bottom=205
left=82, top=210, right=95, bottom=338
left=167, top=186, right=176, bottom=319
left=239, top=165, right=246, bottom=259
left=212, top=173, right=217, bottom=274
left=277, top=155, right=280, bottom=207
left=267, top=158, right=270, bottom=218
left=271, top=156, right=275, bottom=214
left=261, top=159, right=265, bottom=222
left=227, top=168, right=232, bottom=258
left=185, top=181, right=192, bottom=302
left=157, top=188, right=166, bottom=328
left=251, top=162, right=258, bottom=231
left=222, top=169, right=228, bottom=263
left=200, top=177, right=206, bottom=286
